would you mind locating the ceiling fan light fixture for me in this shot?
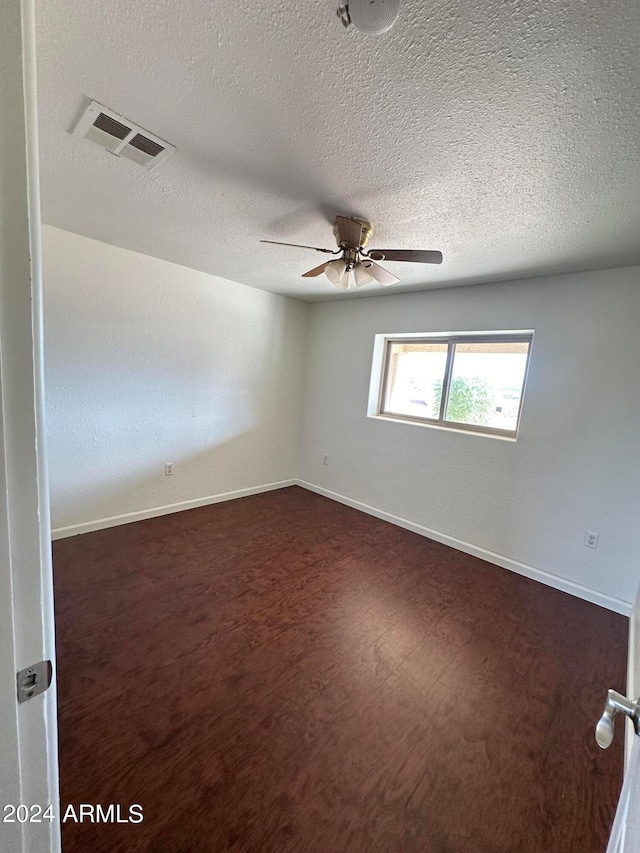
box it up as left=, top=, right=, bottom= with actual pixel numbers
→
left=354, top=261, right=374, bottom=288
left=325, top=258, right=347, bottom=286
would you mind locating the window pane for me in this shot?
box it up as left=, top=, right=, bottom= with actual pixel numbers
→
left=384, top=343, right=448, bottom=420
left=444, top=341, right=529, bottom=431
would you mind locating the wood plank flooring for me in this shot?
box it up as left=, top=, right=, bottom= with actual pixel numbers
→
left=52, top=486, right=627, bottom=852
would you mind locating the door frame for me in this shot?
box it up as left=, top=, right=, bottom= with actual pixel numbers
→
left=627, top=587, right=639, bottom=764
left=0, top=2, right=60, bottom=851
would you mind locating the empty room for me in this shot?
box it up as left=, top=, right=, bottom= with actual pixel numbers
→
left=1, top=1, right=640, bottom=852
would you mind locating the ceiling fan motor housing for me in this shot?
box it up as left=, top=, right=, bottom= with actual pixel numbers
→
left=333, top=216, right=373, bottom=249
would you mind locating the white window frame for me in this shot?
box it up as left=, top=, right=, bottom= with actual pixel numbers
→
left=368, top=330, right=534, bottom=439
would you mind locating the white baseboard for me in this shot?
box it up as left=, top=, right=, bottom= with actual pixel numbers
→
left=51, top=479, right=297, bottom=540
left=296, top=480, right=632, bottom=617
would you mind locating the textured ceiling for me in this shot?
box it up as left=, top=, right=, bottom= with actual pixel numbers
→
left=35, top=0, right=640, bottom=301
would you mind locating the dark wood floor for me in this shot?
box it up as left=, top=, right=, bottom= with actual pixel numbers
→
left=52, top=486, right=627, bottom=853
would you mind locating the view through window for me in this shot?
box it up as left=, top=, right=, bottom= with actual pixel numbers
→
left=379, top=334, right=532, bottom=436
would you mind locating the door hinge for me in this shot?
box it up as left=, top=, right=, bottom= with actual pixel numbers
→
left=17, top=660, right=52, bottom=703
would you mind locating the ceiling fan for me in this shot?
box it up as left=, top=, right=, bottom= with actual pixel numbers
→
left=260, top=216, right=443, bottom=290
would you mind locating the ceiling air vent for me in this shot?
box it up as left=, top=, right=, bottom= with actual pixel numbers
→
left=72, top=100, right=175, bottom=169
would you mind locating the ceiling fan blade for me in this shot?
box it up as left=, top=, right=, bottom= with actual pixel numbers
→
left=260, top=240, right=335, bottom=254
left=369, top=249, right=443, bottom=264
left=334, top=216, right=363, bottom=248
left=301, top=262, right=330, bottom=278
left=362, top=260, right=400, bottom=286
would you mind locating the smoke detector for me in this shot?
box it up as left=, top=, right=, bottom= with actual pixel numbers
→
left=72, top=100, right=175, bottom=169
left=336, top=0, right=401, bottom=35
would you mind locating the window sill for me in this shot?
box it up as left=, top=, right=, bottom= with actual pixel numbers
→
left=367, top=412, right=519, bottom=441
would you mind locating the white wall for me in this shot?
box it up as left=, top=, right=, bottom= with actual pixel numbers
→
left=43, top=225, right=308, bottom=531
left=299, top=267, right=640, bottom=610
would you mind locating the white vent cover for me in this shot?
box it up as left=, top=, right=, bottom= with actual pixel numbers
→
left=73, top=100, right=175, bottom=168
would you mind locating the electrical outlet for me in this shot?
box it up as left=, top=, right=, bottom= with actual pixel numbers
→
left=322, top=454, right=329, bottom=466
left=584, top=531, right=599, bottom=549
left=165, top=462, right=174, bottom=477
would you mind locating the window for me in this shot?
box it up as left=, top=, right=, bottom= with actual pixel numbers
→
left=373, top=332, right=533, bottom=437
